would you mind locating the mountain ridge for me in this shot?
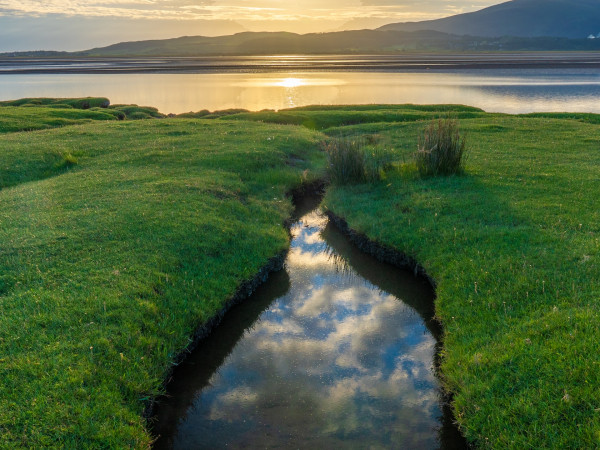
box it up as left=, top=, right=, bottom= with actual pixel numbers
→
left=379, top=0, right=600, bottom=38
left=4, top=0, right=600, bottom=57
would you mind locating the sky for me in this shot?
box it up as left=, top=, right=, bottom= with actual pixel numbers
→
left=0, top=0, right=502, bottom=52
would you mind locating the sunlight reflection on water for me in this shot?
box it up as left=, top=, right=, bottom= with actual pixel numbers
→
left=1, top=69, right=600, bottom=114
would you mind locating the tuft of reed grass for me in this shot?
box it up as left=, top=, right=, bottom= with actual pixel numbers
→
left=415, top=117, right=467, bottom=176
left=323, top=137, right=391, bottom=184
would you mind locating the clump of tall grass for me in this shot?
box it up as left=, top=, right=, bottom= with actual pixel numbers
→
left=323, top=136, right=392, bottom=184
left=415, top=117, right=467, bottom=176
left=53, top=152, right=78, bottom=170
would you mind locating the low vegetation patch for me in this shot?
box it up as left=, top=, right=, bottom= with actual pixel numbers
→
left=0, top=99, right=168, bottom=134
left=175, top=108, right=249, bottom=119
left=217, top=104, right=486, bottom=131
left=0, top=106, right=121, bottom=133
left=108, top=104, right=165, bottom=120
left=0, top=97, right=110, bottom=109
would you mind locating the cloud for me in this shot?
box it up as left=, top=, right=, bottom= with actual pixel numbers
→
left=0, top=14, right=245, bottom=51
left=0, top=0, right=501, bottom=21
left=0, top=0, right=504, bottom=50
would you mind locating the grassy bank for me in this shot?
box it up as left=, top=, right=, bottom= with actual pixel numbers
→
left=318, top=111, right=600, bottom=447
left=0, top=109, right=324, bottom=446
left=2, top=100, right=600, bottom=447
left=0, top=97, right=165, bottom=133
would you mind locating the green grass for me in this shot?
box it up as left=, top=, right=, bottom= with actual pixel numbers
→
left=176, top=108, right=249, bottom=119
left=108, top=104, right=165, bottom=120
left=0, top=97, right=111, bottom=109
left=322, top=114, right=600, bottom=448
left=0, top=98, right=167, bottom=133
left=2, top=101, right=600, bottom=447
left=0, top=106, right=122, bottom=133
left=180, top=104, right=486, bottom=131
left=0, top=113, right=325, bottom=447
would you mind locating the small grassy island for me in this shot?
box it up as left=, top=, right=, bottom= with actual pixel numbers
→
left=0, top=98, right=598, bottom=447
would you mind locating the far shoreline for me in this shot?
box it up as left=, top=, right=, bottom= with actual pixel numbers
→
left=2, top=52, right=600, bottom=74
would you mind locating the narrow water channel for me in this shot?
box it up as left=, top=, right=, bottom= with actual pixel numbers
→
left=152, top=197, right=468, bottom=449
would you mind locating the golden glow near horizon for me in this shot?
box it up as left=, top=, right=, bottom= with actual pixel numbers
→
left=0, top=1, right=501, bottom=29
left=276, top=78, right=305, bottom=88
left=0, top=0, right=504, bottom=51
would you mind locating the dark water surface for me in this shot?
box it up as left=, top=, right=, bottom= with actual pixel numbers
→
left=152, top=198, right=467, bottom=449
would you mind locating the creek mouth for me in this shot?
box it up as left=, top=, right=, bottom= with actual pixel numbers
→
left=152, top=196, right=468, bottom=449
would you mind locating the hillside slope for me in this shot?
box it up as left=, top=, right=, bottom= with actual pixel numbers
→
left=72, top=29, right=600, bottom=57
left=380, top=0, right=600, bottom=38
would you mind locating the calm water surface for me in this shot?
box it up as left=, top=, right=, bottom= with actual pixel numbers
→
left=1, top=68, right=600, bottom=114
left=152, top=199, right=467, bottom=449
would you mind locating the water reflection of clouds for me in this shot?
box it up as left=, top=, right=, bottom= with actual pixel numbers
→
left=173, top=212, right=441, bottom=448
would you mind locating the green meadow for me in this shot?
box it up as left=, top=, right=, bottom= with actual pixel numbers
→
left=0, top=98, right=599, bottom=447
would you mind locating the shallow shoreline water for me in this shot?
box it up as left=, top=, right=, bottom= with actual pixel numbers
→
left=3, top=65, right=599, bottom=114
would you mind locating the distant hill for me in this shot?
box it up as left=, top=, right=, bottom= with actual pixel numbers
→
left=380, top=0, right=600, bottom=39
left=59, top=30, right=599, bottom=57
left=4, top=29, right=600, bottom=59
left=76, top=30, right=461, bottom=56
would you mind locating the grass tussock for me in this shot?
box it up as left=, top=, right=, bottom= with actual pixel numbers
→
left=323, top=136, right=391, bottom=184
left=57, top=152, right=79, bottom=169
left=415, top=117, right=467, bottom=176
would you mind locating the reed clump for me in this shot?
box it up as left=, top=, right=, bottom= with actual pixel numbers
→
left=324, top=136, right=390, bottom=184
left=416, top=117, right=467, bottom=176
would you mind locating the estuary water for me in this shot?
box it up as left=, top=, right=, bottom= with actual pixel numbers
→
left=1, top=57, right=600, bottom=114
left=152, top=198, right=468, bottom=449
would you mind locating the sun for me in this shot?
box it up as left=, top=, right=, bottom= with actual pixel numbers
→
left=277, top=78, right=305, bottom=88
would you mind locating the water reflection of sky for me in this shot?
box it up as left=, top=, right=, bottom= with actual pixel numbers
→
left=170, top=211, right=442, bottom=448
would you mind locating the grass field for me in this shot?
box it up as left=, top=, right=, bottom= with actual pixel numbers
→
left=319, top=111, right=600, bottom=448
left=0, top=97, right=166, bottom=133
left=1, top=100, right=599, bottom=447
left=0, top=105, right=324, bottom=446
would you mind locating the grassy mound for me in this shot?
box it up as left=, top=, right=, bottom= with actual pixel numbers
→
left=0, top=117, right=325, bottom=447
left=177, top=104, right=486, bottom=131
left=108, top=104, right=165, bottom=120
left=0, top=107, right=121, bottom=133
left=0, top=99, right=168, bottom=133
left=0, top=97, right=111, bottom=109
left=323, top=114, right=600, bottom=447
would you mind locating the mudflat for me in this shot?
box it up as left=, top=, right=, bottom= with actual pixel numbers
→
left=2, top=52, right=600, bottom=74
